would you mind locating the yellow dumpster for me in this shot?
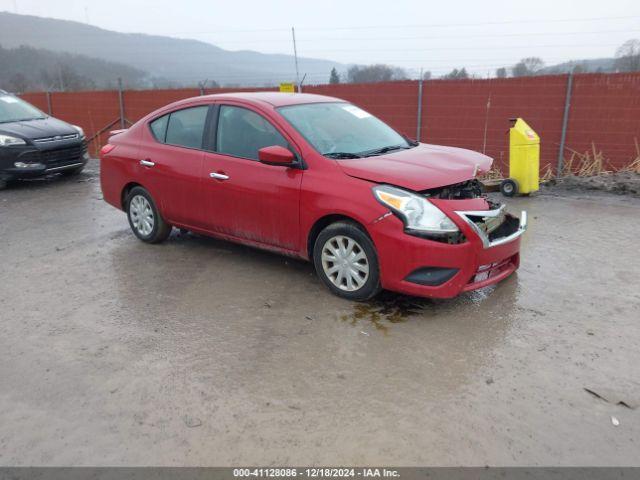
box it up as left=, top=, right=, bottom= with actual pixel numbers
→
left=500, top=118, right=540, bottom=197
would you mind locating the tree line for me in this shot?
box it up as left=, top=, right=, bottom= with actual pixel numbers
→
left=0, top=44, right=149, bottom=93
left=329, top=38, right=640, bottom=83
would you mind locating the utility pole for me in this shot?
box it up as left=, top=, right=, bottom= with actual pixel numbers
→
left=482, top=95, right=491, bottom=154
left=416, top=68, right=424, bottom=142
left=58, top=64, right=64, bottom=92
left=117, top=78, right=125, bottom=129
left=557, top=72, right=574, bottom=176
left=292, top=27, right=301, bottom=93
left=46, top=91, right=52, bottom=115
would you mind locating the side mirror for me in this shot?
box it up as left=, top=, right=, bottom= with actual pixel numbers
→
left=258, top=145, right=296, bottom=166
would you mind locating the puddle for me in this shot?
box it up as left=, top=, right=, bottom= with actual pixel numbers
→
left=340, top=292, right=435, bottom=333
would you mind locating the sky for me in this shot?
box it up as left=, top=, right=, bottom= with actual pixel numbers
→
left=2, top=0, right=640, bottom=77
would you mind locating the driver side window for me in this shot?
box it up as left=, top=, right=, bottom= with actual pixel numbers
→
left=216, top=105, right=288, bottom=160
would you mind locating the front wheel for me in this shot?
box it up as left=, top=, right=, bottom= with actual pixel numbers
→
left=313, top=222, right=382, bottom=301
left=125, top=186, right=172, bottom=243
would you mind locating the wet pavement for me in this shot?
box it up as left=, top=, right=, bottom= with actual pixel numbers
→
left=1, top=160, right=639, bottom=466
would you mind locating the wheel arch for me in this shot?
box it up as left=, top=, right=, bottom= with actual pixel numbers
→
left=121, top=182, right=143, bottom=209
left=306, top=213, right=371, bottom=260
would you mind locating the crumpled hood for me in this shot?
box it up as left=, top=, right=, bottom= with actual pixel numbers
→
left=0, top=117, right=77, bottom=140
left=336, top=143, right=493, bottom=191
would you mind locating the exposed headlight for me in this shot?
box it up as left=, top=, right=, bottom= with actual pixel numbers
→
left=0, top=134, right=27, bottom=147
left=373, top=185, right=459, bottom=235
left=72, top=125, right=85, bottom=137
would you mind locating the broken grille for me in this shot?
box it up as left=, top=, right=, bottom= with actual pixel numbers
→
left=456, top=206, right=527, bottom=249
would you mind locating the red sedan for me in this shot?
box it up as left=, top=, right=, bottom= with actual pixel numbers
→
left=100, top=92, right=526, bottom=300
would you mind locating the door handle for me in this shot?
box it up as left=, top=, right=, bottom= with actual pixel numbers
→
left=139, top=159, right=155, bottom=167
left=209, top=172, right=229, bottom=180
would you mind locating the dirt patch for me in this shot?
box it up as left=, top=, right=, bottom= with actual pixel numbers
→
left=542, top=171, right=640, bottom=196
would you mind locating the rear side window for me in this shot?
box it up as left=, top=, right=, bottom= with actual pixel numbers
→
left=216, top=105, right=288, bottom=160
left=150, top=114, right=169, bottom=142
left=153, top=106, right=209, bottom=149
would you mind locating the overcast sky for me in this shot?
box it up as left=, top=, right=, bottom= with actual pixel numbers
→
left=2, top=0, right=640, bottom=76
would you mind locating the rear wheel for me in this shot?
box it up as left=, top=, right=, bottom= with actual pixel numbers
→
left=313, top=222, right=381, bottom=301
left=0, top=179, right=7, bottom=190
left=125, top=186, right=172, bottom=243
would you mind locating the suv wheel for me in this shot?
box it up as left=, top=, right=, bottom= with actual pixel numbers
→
left=125, top=186, right=172, bottom=243
left=313, top=222, right=382, bottom=301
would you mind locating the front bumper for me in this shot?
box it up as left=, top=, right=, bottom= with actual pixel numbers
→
left=370, top=208, right=526, bottom=299
left=0, top=141, right=89, bottom=180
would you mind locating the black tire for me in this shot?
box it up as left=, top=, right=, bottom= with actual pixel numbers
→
left=61, top=164, right=85, bottom=176
left=500, top=178, right=519, bottom=197
left=0, top=179, right=7, bottom=190
left=312, top=221, right=382, bottom=301
left=125, top=186, right=172, bottom=243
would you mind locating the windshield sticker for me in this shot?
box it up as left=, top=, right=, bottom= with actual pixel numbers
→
left=342, top=105, right=372, bottom=119
left=0, top=96, right=19, bottom=104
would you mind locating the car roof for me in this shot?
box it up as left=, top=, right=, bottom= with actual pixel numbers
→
left=200, top=91, right=345, bottom=108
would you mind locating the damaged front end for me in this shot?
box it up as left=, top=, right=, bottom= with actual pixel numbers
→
left=420, top=179, right=485, bottom=200
left=396, top=179, right=527, bottom=248
left=366, top=174, right=527, bottom=298
left=456, top=204, right=527, bottom=249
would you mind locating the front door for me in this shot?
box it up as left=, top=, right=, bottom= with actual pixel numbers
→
left=200, top=104, right=302, bottom=251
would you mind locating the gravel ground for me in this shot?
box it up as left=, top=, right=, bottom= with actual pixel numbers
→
left=542, top=171, right=640, bottom=197
left=1, top=160, right=639, bottom=466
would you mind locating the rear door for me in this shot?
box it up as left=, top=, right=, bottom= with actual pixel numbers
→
left=139, top=105, right=210, bottom=226
left=200, top=104, right=303, bottom=251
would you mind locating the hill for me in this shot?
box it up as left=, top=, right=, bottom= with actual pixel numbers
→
left=0, top=12, right=346, bottom=87
left=0, top=44, right=147, bottom=92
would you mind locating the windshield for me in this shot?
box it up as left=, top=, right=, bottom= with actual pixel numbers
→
left=0, top=95, right=47, bottom=123
left=278, top=102, right=412, bottom=158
